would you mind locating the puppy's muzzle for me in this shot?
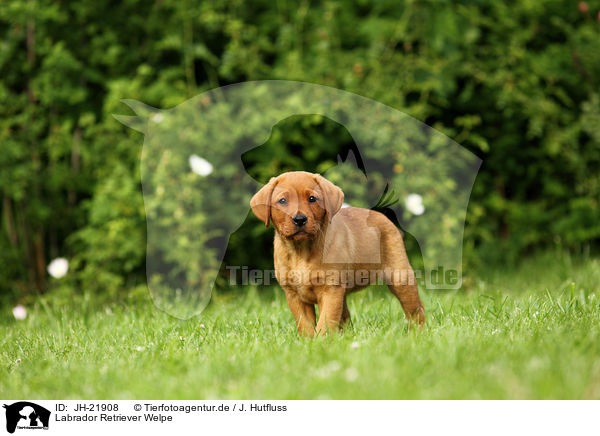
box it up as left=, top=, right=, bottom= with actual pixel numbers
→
left=292, top=214, right=308, bottom=227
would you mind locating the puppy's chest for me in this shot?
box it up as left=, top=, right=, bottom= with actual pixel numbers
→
left=275, top=253, right=320, bottom=304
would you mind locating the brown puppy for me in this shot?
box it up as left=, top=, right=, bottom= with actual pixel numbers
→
left=250, top=171, right=425, bottom=336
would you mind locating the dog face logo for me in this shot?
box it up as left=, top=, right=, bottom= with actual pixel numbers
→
left=3, top=402, right=50, bottom=433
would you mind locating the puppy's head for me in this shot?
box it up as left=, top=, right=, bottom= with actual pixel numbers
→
left=250, top=171, right=344, bottom=241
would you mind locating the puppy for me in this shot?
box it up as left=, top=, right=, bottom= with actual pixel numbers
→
left=250, top=171, right=425, bottom=336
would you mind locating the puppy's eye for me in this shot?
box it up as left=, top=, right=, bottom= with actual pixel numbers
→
left=278, top=198, right=287, bottom=205
left=308, top=196, right=317, bottom=203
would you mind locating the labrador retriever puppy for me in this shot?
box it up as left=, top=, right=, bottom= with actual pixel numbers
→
left=250, top=171, right=425, bottom=336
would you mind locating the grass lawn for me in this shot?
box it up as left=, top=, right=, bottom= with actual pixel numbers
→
left=1, top=252, right=600, bottom=399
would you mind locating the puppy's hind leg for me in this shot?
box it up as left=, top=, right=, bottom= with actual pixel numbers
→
left=384, top=261, right=425, bottom=326
left=387, top=280, right=425, bottom=327
left=383, top=233, right=425, bottom=327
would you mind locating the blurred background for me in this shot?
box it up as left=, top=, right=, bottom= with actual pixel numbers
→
left=1, top=0, right=599, bottom=305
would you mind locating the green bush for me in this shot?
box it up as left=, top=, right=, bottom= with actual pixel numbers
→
left=1, top=0, right=599, bottom=302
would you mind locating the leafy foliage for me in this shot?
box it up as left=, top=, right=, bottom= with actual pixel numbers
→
left=1, top=0, right=599, bottom=301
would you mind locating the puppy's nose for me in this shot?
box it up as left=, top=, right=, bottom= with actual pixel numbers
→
left=292, top=214, right=308, bottom=226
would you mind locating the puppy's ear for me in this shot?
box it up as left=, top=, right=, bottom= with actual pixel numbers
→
left=250, top=177, right=278, bottom=227
left=315, top=174, right=344, bottom=223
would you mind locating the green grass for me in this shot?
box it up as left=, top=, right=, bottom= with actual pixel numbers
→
left=1, top=252, right=600, bottom=399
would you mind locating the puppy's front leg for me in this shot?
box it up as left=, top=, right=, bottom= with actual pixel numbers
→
left=284, top=289, right=317, bottom=337
left=340, top=297, right=352, bottom=329
left=315, top=287, right=345, bottom=336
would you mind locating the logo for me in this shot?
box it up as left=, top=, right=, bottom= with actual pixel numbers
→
left=3, top=402, right=50, bottom=434
left=115, top=81, right=481, bottom=318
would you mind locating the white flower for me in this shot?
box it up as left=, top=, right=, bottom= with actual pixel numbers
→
left=151, top=113, right=164, bottom=123
left=317, top=361, right=342, bottom=378
left=12, top=305, right=27, bottom=320
left=135, top=346, right=145, bottom=352
left=344, top=368, right=359, bottom=382
left=327, top=361, right=342, bottom=372
left=350, top=341, right=360, bottom=349
left=405, top=193, right=425, bottom=215
left=189, top=155, right=213, bottom=176
left=341, top=203, right=350, bottom=208
left=47, top=258, right=69, bottom=279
